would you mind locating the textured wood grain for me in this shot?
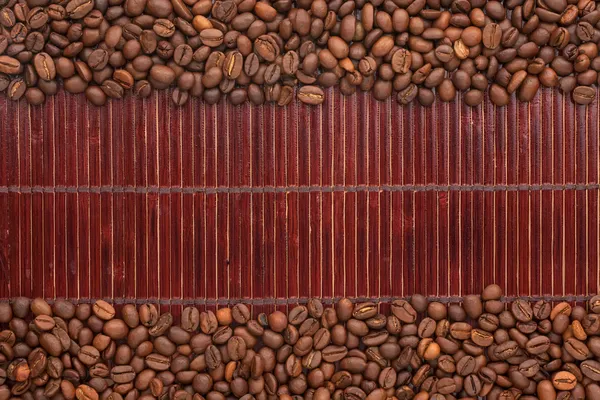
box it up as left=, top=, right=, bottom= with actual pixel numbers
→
left=0, top=87, right=598, bottom=315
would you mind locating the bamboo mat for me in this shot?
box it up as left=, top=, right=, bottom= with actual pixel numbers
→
left=0, top=87, right=598, bottom=316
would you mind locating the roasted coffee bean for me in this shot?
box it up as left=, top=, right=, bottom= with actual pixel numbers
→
left=111, top=366, right=135, bottom=384
left=397, top=83, right=417, bottom=104
left=391, top=300, right=417, bottom=323
left=5, top=291, right=600, bottom=398
left=553, top=371, right=577, bottom=390
left=352, top=303, right=376, bottom=320
left=84, top=84, right=104, bottom=105
left=298, top=85, right=324, bottom=105
left=33, top=52, right=56, bottom=81
left=281, top=51, right=299, bottom=75
left=0, top=56, right=22, bottom=75
left=66, top=0, right=94, bottom=19
left=25, top=87, right=45, bottom=105
left=512, top=300, right=533, bottom=322
left=573, top=86, right=596, bottom=105
left=180, top=307, right=199, bottom=332
left=526, top=335, right=551, bottom=354
left=564, top=337, right=590, bottom=360
left=483, top=23, right=502, bottom=49
left=78, top=345, right=100, bottom=365
left=463, top=295, right=483, bottom=319
left=254, top=35, right=278, bottom=62
left=0, top=0, right=596, bottom=106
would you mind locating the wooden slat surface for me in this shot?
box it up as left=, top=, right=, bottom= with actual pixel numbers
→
left=0, top=87, right=599, bottom=315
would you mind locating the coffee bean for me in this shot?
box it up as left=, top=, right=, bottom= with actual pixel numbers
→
left=454, top=39, right=470, bottom=60
left=512, top=300, right=533, bottom=322
left=553, top=371, right=577, bottom=391
left=0, top=9, right=16, bottom=28
left=397, top=83, right=417, bottom=104
left=174, top=306, right=197, bottom=333
left=91, top=300, right=115, bottom=321
left=110, top=365, right=136, bottom=384
left=482, top=284, right=502, bottom=300
left=254, top=34, right=279, bottom=62
left=0, top=0, right=596, bottom=106
left=391, top=300, right=417, bottom=323
left=78, top=345, right=101, bottom=366
left=573, top=86, right=596, bottom=105
left=483, top=23, right=502, bottom=49
left=34, top=315, right=55, bottom=331
left=280, top=51, right=298, bottom=76
left=144, top=352, right=170, bottom=371
left=391, top=49, right=412, bottom=73
left=5, top=294, right=600, bottom=400
left=198, top=28, right=223, bottom=48
left=0, top=55, right=22, bottom=74
left=263, top=63, right=280, bottom=85
left=85, top=85, right=106, bottom=105
left=153, top=18, right=175, bottom=38
left=350, top=303, right=375, bottom=321
left=526, top=336, right=550, bottom=355
left=147, top=64, right=174, bottom=90
left=66, top=0, right=94, bottom=19
left=462, top=295, right=483, bottom=319
left=25, top=87, right=45, bottom=105
left=489, top=83, right=510, bottom=106
left=298, top=85, right=324, bottom=105
left=75, top=384, right=98, bottom=400
left=564, top=337, right=590, bottom=360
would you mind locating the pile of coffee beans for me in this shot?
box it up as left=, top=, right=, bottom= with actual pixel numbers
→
left=1, top=0, right=600, bottom=106
left=1, top=286, right=600, bottom=400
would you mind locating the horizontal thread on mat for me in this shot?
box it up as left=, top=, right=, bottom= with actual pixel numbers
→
left=0, top=184, right=598, bottom=194
left=0, top=295, right=592, bottom=305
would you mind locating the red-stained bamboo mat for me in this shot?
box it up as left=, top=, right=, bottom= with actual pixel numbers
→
left=0, top=87, right=598, bottom=316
